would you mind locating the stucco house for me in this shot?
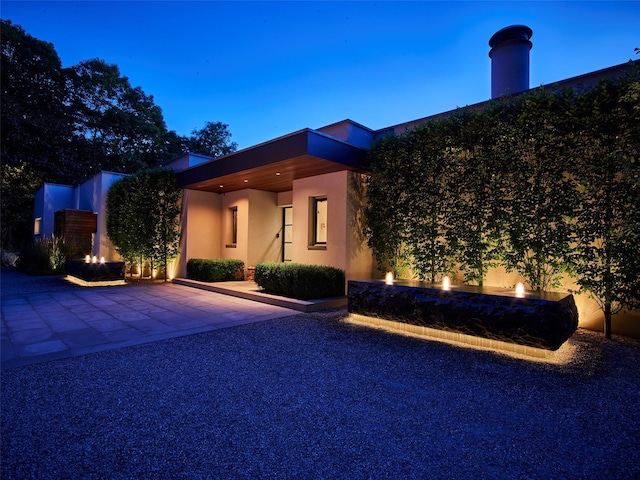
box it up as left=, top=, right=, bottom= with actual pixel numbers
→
left=33, top=26, right=639, bottom=334
left=33, top=171, right=127, bottom=259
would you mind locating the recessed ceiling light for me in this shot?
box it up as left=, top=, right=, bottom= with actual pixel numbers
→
left=276, top=172, right=281, bottom=176
left=243, top=179, right=249, bottom=183
left=219, top=185, right=223, bottom=188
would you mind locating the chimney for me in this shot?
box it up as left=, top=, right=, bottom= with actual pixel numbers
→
left=489, top=25, right=533, bottom=99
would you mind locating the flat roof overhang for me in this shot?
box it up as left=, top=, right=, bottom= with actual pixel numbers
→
left=177, top=129, right=369, bottom=193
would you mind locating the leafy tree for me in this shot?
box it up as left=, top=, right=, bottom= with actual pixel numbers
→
left=145, top=169, right=183, bottom=279
left=364, top=134, right=411, bottom=277
left=500, top=88, right=578, bottom=291
left=571, top=71, right=640, bottom=338
left=105, top=174, right=144, bottom=268
left=1, top=21, right=236, bottom=250
left=66, top=59, right=171, bottom=173
left=402, top=121, right=457, bottom=282
left=1, top=20, right=87, bottom=247
left=447, top=106, right=509, bottom=286
left=185, top=121, right=237, bottom=157
left=106, top=168, right=182, bottom=281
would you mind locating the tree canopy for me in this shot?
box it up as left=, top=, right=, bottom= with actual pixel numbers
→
left=106, top=168, right=182, bottom=281
left=0, top=20, right=236, bottom=248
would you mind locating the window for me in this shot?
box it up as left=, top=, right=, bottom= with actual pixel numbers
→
left=309, top=197, right=327, bottom=248
left=227, top=207, right=238, bottom=247
left=34, top=217, right=42, bottom=236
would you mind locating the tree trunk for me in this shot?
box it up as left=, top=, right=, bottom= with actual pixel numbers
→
left=604, top=301, right=612, bottom=339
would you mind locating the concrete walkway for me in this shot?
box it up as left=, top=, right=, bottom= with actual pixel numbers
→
left=1, top=269, right=299, bottom=369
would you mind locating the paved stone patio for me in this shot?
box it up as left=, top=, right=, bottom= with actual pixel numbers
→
left=1, top=273, right=298, bottom=369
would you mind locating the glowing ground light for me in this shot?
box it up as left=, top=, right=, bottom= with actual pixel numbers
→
left=442, top=276, right=451, bottom=291
left=385, top=272, right=394, bottom=285
left=516, top=282, right=525, bottom=298
left=345, top=313, right=571, bottom=361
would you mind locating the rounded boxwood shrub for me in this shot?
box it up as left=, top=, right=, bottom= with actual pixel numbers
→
left=254, top=262, right=345, bottom=300
left=187, top=258, right=244, bottom=282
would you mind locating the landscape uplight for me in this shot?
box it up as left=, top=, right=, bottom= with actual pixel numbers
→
left=385, top=272, right=394, bottom=285
left=442, top=276, right=451, bottom=291
left=515, top=282, right=525, bottom=298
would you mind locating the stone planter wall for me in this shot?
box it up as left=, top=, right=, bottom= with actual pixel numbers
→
left=65, top=259, right=125, bottom=282
left=348, top=280, right=579, bottom=351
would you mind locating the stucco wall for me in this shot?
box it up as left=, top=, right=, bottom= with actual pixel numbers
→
left=177, top=189, right=222, bottom=278
left=33, top=183, right=75, bottom=238
left=247, top=190, right=281, bottom=267
left=221, top=190, right=249, bottom=264
left=345, top=172, right=374, bottom=280
left=291, top=171, right=373, bottom=281
left=292, top=171, right=347, bottom=271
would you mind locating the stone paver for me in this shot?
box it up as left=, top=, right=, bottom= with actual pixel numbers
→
left=1, top=276, right=298, bottom=369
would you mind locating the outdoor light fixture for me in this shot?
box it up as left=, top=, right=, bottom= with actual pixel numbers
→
left=516, top=282, right=525, bottom=298
left=385, top=272, right=394, bottom=285
left=442, top=276, right=451, bottom=291
left=85, top=255, right=91, bottom=264
left=92, top=256, right=97, bottom=264
left=99, top=256, right=105, bottom=264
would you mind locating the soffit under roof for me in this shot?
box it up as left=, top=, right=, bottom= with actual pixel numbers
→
left=177, top=129, right=369, bottom=193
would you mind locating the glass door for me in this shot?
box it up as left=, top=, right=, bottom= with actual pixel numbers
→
left=283, top=207, right=292, bottom=262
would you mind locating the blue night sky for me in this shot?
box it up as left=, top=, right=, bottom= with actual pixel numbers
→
left=2, top=1, right=639, bottom=149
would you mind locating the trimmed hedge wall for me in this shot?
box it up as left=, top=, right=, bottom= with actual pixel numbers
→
left=254, top=262, right=345, bottom=300
left=186, top=258, right=245, bottom=282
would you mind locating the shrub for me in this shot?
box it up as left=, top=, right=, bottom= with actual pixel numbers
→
left=187, top=258, right=244, bottom=282
left=1, top=249, right=19, bottom=267
left=18, top=236, right=68, bottom=275
left=254, top=262, right=345, bottom=300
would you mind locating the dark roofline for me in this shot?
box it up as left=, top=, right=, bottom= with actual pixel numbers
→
left=377, top=59, right=639, bottom=140
left=176, top=128, right=368, bottom=190
left=317, top=118, right=376, bottom=133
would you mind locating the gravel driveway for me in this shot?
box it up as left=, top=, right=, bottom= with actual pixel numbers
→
left=2, top=300, right=639, bottom=479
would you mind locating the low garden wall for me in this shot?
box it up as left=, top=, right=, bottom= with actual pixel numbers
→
left=65, top=259, right=125, bottom=282
left=348, top=280, right=579, bottom=351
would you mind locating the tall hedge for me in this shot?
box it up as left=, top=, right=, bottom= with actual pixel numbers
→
left=106, top=168, right=182, bottom=280
left=364, top=66, right=640, bottom=337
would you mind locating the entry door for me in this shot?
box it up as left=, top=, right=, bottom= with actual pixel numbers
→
left=283, top=207, right=293, bottom=262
